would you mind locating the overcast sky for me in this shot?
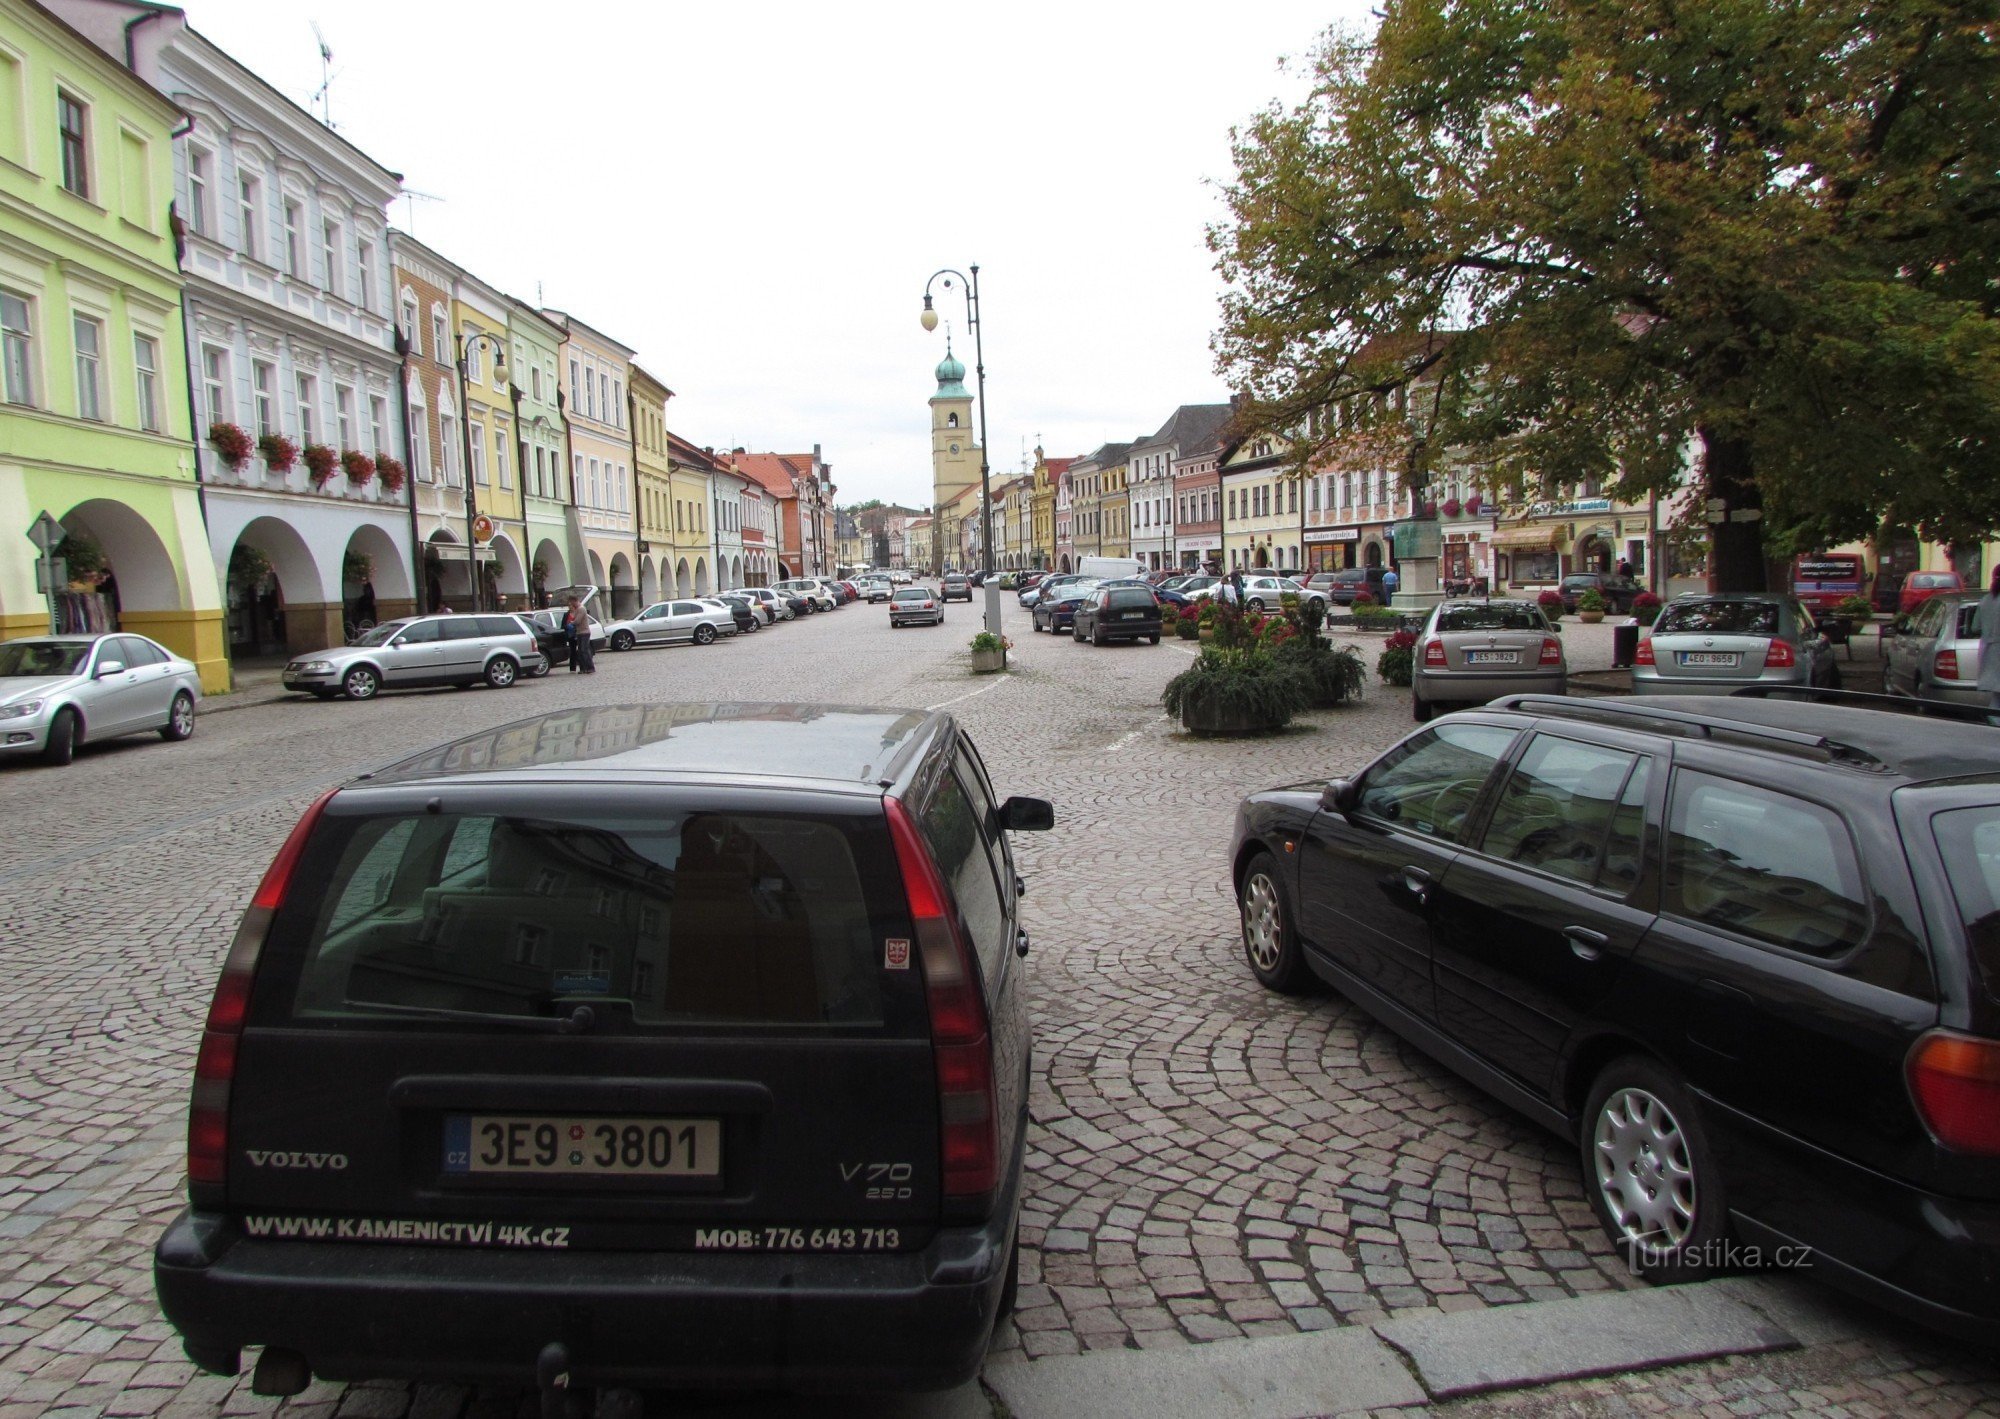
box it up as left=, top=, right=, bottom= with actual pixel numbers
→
left=182, top=1, right=1373, bottom=509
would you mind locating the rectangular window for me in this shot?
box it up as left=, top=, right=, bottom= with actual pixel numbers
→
left=533, top=445, right=546, bottom=499
left=573, top=453, right=583, bottom=501
left=530, top=365, right=542, bottom=401
left=440, top=415, right=459, bottom=484
left=356, top=239, right=375, bottom=310
left=612, top=378, right=623, bottom=426
left=569, top=359, right=580, bottom=410
left=283, top=200, right=303, bottom=275
left=433, top=312, right=449, bottom=363
left=252, top=360, right=276, bottom=437
left=321, top=219, right=342, bottom=297
left=588, top=458, right=600, bottom=507
left=409, top=408, right=428, bottom=481
left=470, top=421, right=487, bottom=484
left=599, top=373, right=609, bottom=422
left=368, top=395, right=387, bottom=454
left=2, top=291, right=34, bottom=406
left=237, top=173, right=260, bottom=260
left=133, top=333, right=159, bottom=431
left=496, top=430, right=511, bottom=489
left=584, top=367, right=595, bottom=420
left=202, top=346, right=228, bottom=428
left=72, top=313, right=102, bottom=420
left=336, top=385, right=355, bottom=449
left=186, top=148, right=212, bottom=235
left=57, top=91, right=88, bottom=198
left=466, top=332, right=484, bottom=384
left=295, top=373, right=317, bottom=444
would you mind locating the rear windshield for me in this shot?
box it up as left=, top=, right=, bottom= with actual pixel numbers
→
left=1655, top=601, right=1780, bottom=635
left=892, top=589, right=928, bottom=602
left=1438, top=606, right=1543, bottom=632
left=1106, top=590, right=1156, bottom=609
left=286, top=808, right=894, bottom=1030
left=1956, top=605, right=1980, bottom=638
left=1912, top=574, right=1960, bottom=589
left=1934, top=806, right=2000, bottom=1005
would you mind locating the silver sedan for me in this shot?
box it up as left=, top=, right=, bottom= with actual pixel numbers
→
left=1412, top=600, right=1567, bottom=721
left=0, top=633, right=202, bottom=766
left=602, top=599, right=739, bottom=651
left=1634, top=594, right=1839, bottom=695
left=1882, top=592, right=1985, bottom=708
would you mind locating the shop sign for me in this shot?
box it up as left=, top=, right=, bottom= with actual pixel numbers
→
left=1304, top=527, right=1360, bottom=544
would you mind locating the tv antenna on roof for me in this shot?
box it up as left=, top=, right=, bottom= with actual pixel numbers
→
left=397, top=187, right=444, bottom=235
left=309, top=22, right=340, bottom=128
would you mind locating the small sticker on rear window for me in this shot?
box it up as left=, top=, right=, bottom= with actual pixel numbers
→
left=554, top=970, right=611, bottom=994
left=884, top=938, right=911, bottom=970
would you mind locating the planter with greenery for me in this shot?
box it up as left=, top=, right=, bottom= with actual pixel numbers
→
left=1538, top=589, right=1565, bottom=620
left=342, top=450, right=376, bottom=487
left=1164, top=646, right=1312, bottom=736
left=1176, top=604, right=1200, bottom=639
left=1834, top=594, right=1873, bottom=623
left=968, top=630, right=1010, bottom=674
left=1577, top=588, right=1607, bottom=624
left=1276, top=639, right=1366, bottom=708
left=303, top=443, right=338, bottom=488
left=1352, top=604, right=1400, bottom=629
left=258, top=433, right=299, bottom=473
left=1631, top=591, right=1662, bottom=626
left=1377, top=628, right=1417, bottom=686
left=207, top=422, right=253, bottom=471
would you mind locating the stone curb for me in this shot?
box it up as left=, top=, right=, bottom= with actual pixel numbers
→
left=980, top=1274, right=1853, bottom=1419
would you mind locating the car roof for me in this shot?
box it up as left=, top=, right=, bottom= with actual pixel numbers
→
left=357, top=702, right=947, bottom=795
left=1436, top=599, right=1540, bottom=611
left=1665, top=591, right=1790, bottom=602
left=1491, top=693, right=2000, bottom=783
left=4, top=633, right=110, bottom=644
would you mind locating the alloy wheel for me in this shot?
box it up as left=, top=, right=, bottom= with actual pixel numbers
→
left=1241, top=872, right=1284, bottom=973
left=1592, top=1087, right=1696, bottom=1250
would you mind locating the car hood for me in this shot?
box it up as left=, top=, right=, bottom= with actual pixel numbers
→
left=0, top=675, right=80, bottom=703
left=294, top=643, right=383, bottom=664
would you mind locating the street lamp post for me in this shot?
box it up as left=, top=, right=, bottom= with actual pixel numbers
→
left=454, top=331, right=510, bottom=611
left=921, top=266, right=1002, bottom=646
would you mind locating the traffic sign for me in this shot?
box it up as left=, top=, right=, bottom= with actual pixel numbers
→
left=471, top=513, right=494, bottom=543
left=27, top=510, right=66, bottom=551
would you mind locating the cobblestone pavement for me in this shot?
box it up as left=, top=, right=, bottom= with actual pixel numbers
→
left=0, top=596, right=1992, bottom=1417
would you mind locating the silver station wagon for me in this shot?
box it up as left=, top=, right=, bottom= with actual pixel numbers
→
left=283, top=614, right=545, bottom=701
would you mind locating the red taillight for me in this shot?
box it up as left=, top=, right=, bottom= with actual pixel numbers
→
left=1763, top=639, right=1797, bottom=669
left=188, top=788, right=335, bottom=1193
left=1635, top=637, right=1655, bottom=666
left=1908, top=1031, right=2000, bottom=1155
left=885, top=797, right=997, bottom=1204
left=1539, top=637, right=1563, bottom=666
left=1936, top=649, right=1960, bottom=680
left=1422, top=638, right=1447, bottom=666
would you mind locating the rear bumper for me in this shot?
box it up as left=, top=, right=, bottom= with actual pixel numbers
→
left=156, top=1201, right=1017, bottom=1392
left=1414, top=668, right=1566, bottom=704
left=1631, top=668, right=1807, bottom=696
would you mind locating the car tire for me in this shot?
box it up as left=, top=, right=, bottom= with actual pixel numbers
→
left=1149, top=634, right=1161, bottom=645
left=1581, top=1056, right=1728, bottom=1285
left=1412, top=694, right=1434, bottom=722
left=1247, top=598, right=1266, bottom=613
left=342, top=666, right=380, bottom=701
left=530, top=659, right=552, bottom=678
left=485, top=656, right=518, bottom=689
left=694, top=623, right=717, bottom=646
left=41, top=707, right=78, bottom=766
left=160, top=690, right=196, bottom=741
left=611, top=630, right=636, bottom=652
left=1238, top=850, right=1316, bottom=995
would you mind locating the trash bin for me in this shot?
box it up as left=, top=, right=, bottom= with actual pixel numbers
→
left=1613, top=622, right=1639, bottom=669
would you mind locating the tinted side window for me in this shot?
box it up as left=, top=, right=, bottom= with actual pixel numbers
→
left=477, top=616, right=520, bottom=638
left=1476, top=735, right=1639, bottom=887
left=119, top=635, right=165, bottom=667
left=439, top=617, right=485, bottom=642
left=394, top=620, right=442, bottom=645
left=1663, top=772, right=1868, bottom=956
left=921, top=768, right=1008, bottom=981
left=672, top=602, right=701, bottom=616
left=1356, top=723, right=1518, bottom=843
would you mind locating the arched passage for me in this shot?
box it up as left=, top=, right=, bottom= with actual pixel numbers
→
left=425, top=530, right=466, bottom=612
left=640, top=557, right=660, bottom=606
left=53, top=498, right=182, bottom=637
left=730, top=555, right=742, bottom=589
left=609, top=553, right=636, bottom=618
left=587, top=550, right=607, bottom=595
left=339, top=523, right=410, bottom=633
left=227, top=515, right=325, bottom=657
left=531, top=539, right=568, bottom=607
left=694, top=558, right=709, bottom=596
left=675, top=558, right=691, bottom=597
left=489, top=534, right=527, bottom=609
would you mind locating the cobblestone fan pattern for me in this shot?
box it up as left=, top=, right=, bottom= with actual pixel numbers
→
left=0, top=603, right=1993, bottom=1416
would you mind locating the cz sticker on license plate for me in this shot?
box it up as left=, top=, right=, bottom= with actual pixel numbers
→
left=444, top=1115, right=722, bottom=1178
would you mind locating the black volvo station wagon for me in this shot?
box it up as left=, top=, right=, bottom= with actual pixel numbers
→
left=155, top=703, right=1052, bottom=1404
left=1231, top=693, right=2000, bottom=1344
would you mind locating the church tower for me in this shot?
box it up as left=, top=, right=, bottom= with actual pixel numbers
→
left=929, top=340, right=980, bottom=561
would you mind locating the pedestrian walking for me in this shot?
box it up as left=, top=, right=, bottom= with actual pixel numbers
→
left=1381, top=564, right=1400, bottom=607
left=1224, top=569, right=1245, bottom=607
left=1979, top=568, right=2000, bottom=713
left=563, top=595, right=596, bottom=675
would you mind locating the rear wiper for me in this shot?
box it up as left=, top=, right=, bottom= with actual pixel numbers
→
left=340, top=1001, right=598, bottom=1034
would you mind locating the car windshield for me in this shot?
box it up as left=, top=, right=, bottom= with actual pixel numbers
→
left=1654, top=601, right=1781, bottom=636
left=0, top=641, right=90, bottom=676
left=354, top=621, right=408, bottom=647
left=1437, top=605, right=1544, bottom=632
left=1933, top=805, right=2000, bottom=1006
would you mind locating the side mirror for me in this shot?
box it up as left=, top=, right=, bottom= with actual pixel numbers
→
left=95, top=660, right=126, bottom=678
left=1547, top=622, right=1562, bottom=633
left=1000, top=796, right=1055, bottom=832
left=1319, top=778, right=1359, bottom=814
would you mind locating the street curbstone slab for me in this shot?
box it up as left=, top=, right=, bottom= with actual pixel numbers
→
left=983, top=1324, right=1424, bottom=1418
left=1371, top=1280, right=1797, bottom=1400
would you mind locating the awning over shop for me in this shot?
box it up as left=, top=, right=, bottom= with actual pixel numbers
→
left=1490, top=524, right=1561, bottom=550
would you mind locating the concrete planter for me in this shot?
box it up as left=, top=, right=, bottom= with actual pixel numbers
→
left=970, top=647, right=1007, bottom=674
left=1578, top=610, right=1605, bottom=624
left=1178, top=701, right=1288, bottom=737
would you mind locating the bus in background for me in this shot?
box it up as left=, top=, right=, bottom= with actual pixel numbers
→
left=1791, top=553, right=1870, bottom=613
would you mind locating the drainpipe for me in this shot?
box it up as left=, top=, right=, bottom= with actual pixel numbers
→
left=123, top=7, right=166, bottom=70
left=626, top=387, right=641, bottom=611
left=393, top=327, right=422, bottom=609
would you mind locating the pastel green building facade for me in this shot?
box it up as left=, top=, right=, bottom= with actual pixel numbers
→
left=0, top=0, right=225, bottom=690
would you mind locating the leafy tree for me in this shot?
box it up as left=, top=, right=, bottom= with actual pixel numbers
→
left=1211, top=0, right=2000, bottom=589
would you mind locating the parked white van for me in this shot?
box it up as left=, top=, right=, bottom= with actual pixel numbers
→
left=1074, top=556, right=1146, bottom=581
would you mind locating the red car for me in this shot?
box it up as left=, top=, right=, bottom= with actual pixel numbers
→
left=1899, top=570, right=1965, bottom=616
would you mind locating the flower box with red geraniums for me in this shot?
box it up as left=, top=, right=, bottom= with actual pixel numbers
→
left=375, top=454, right=407, bottom=493
left=257, top=433, right=299, bottom=472
left=1442, top=497, right=1463, bottom=518
left=207, top=422, right=253, bottom=471
left=342, top=450, right=376, bottom=486
left=302, top=443, right=338, bottom=488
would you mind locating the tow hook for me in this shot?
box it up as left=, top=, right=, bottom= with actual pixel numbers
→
left=536, top=1341, right=572, bottom=1419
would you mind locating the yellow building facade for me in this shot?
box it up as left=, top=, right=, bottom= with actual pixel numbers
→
left=629, top=364, right=673, bottom=605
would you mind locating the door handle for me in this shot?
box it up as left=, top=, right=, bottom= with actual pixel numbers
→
left=1015, top=875, right=1026, bottom=900
left=1016, top=930, right=1031, bottom=960
left=1401, top=866, right=1433, bottom=900
left=1564, top=926, right=1609, bottom=961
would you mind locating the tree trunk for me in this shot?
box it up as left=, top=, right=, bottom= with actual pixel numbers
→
left=1699, top=427, right=1768, bottom=593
